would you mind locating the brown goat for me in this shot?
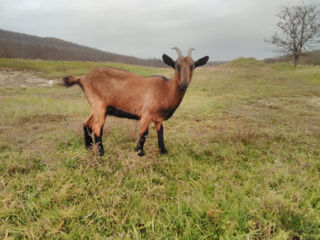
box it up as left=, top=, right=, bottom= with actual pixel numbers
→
left=63, top=47, right=209, bottom=156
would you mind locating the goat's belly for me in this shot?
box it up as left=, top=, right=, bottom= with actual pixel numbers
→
left=106, top=106, right=140, bottom=120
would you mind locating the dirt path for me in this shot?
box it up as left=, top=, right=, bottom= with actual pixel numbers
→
left=0, top=68, right=59, bottom=88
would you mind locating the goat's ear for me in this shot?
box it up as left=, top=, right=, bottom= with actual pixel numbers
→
left=195, top=56, right=209, bottom=68
left=162, top=54, right=175, bottom=68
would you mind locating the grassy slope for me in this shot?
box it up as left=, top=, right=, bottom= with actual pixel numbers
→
left=0, top=58, right=319, bottom=239
left=0, top=58, right=165, bottom=78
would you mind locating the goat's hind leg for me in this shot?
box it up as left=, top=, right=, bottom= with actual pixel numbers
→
left=83, top=114, right=94, bottom=149
left=92, top=107, right=106, bottom=156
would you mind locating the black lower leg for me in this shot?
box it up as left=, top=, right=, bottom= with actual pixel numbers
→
left=136, top=128, right=149, bottom=156
left=83, top=126, right=93, bottom=149
left=157, top=125, right=168, bottom=154
left=94, top=128, right=104, bottom=156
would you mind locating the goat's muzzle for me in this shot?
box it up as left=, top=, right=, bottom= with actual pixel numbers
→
left=179, top=83, right=188, bottom=91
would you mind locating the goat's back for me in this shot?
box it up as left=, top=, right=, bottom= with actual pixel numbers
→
left=81, top=66, right=171, bottom=117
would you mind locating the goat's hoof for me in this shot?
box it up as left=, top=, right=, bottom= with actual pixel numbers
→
left=86, top=144, right=93, bottom=150
left=160, top=149, right=168, bottom=154
left=137, top=150, right=145, bottom=157
left=98, top=151, right=104, bottom=156
left=97, top=148, right=104, bottom=156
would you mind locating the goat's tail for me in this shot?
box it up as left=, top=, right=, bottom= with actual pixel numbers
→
left=63, top=76, right=82, bottom=87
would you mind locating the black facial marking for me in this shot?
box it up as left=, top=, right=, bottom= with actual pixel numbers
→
left=157, top=125, right=168, bottom=154
left=107, top=106, right=140, bottom=120
left=94, top=127, right=104, bottom=156
left=83, top=126, right=93, bottom=149
left=176, top=64, right=181, bottom=79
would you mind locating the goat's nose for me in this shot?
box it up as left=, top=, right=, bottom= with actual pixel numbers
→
left=180, top=83, right=188, bottom=90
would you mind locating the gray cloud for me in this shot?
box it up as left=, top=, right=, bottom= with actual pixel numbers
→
left=0, top=0, right=314, bottom=61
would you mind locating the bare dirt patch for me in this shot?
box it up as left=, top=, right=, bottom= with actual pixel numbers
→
left=309, top=96, right=320, bottom=107
left=0, top=68, right=58, bottom=88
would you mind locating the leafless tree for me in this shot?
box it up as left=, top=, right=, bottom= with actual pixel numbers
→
left=267, top=3, right=320, bottom=67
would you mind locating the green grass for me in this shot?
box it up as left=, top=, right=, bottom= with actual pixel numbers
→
left=0, top=58, right=319, bottom=239
left=0, top=58, right=166, bottom=79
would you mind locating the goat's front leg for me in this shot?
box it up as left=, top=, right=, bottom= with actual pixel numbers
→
left=136, top=116, right=151, bottom=156
left=94, top=127, right=104, bottom=156
left=155, top=122, right=168, bottom=154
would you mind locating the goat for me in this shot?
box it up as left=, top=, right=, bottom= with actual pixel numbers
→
left=63, top=47, right=209, bottom=156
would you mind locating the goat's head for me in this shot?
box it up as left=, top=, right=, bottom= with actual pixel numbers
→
left=162, top=47, right=209, bottom=91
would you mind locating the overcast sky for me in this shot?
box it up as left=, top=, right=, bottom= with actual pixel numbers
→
left=0, top=0, right=316, bottom=61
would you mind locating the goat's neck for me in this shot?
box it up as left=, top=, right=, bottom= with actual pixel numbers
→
left=168, top=74, right=186, bottom=107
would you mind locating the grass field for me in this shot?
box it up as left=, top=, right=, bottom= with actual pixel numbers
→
left=0, top=58, right=319, bottom=239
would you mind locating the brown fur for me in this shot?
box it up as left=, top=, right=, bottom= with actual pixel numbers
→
left=63, top=51, right=209, bottom=155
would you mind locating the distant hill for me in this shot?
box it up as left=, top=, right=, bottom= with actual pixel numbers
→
left=264, top=50, right=320, bottom=65
left=0, top=29, right=165, bottom=67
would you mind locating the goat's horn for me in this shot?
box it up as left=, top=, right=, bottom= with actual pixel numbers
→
left=172, top=47, right=183, bottom=58
left=187, top=48, right=195, bottom=58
